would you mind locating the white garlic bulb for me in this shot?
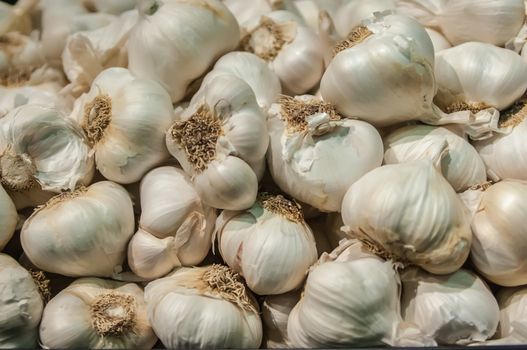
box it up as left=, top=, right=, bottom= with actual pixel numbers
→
left=223, top=0, right=272, bottom=29
left=434, top=42, right=527, bottom=113
left=425, top=28, right=451, bottom=52
left=216, top=193, right=318, bottom=295
left=473, top=99, right=527, bottom=181
left=341, top=154, right=472, bottom=274
left=201, top=51, right=281, bottom=111
left=166, top=74, right=268, bottom=210
left=145, top=265, right=263, bottom=348
left=0, top=183, right=17, bottom=250
left=401, top=267, right=499, bottom=345
left=267, top=95, right=383, bottom=212
left=21, top=181, right=135, bottom=278
left=321, top=12, right=437, bottom=127
left=0, top=32, right=46, bottom=74
left=496, top=287, right=527, bottom=339
left=69, top=67, right=174, bottom=184
left=128, top=0, right=240, bottom=102
left=241, top=10, right=325, bottom=95
left=40, top=277, right=157, bottom=349
left=128, top=166, right=216, bottom=280
left=0, top=85, right=73, bottom=117
left=384, top=124, right=486, bottom=192
left=262, top=289, right=301, bottom=348
left=0, top=254, right=43, bottom=348
left=469, top=180, right=527, bottom=286
left=334, top=0, right=395, bottom=37
left=0, top=104, right=94, bottom=193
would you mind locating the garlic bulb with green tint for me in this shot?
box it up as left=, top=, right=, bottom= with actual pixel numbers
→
left=69, top=67, right=174, bottom=184
left=0, top=105, right=93, bottom=193
left=267, top=95, right=383, bottom=212
left=21, top=181, right=135, bottom=278
left=334, top=0, right=395, bottom=37
left=401, top=267, right=499, bottom=345
left=262, top=290, right=300, bottom=348
left=145, top=265, right=262, bottom=348
left=384, top=124, right=486, bottom=192
left=166, top=74, right=268, bottom=210
left=128, top=166, right=216, bottom=280
left=216, top=193, right=317, bottom=295
left=341, top=151, right=472, bottom=274
left=128, top=0, right=240, bottom=102
left=40, top=278, right=157, bottom=349
left=469, top=180, right=527, bottom=286
left=241, top=10, right=325, bottom=95
left=0, top=254, right=43, bottom=348
left=0, top=183, right=17, bottom=250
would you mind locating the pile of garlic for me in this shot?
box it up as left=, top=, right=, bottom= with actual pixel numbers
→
left=2, top=0, right=527, bottom=348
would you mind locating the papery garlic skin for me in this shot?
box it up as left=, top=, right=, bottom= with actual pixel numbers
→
left=334, top=0, right=395, bottom=37
left=425, top=28, right=451, bottom=52
left=217, top=194, right=318, bottom=295
left=267, top=95, right=383, bottom=212
left=0, top=85, right=73, bottom=117
left=145, top=265, right=262, bottom=349
left=0, top=183, right=16, bottom=250
left=40, top=278, right=157, bottom=349
left=401, top=267, right=499, bottom=345
left=434, top=42, right=527, bottom=112
left=0, top=32, right=46, bottom=73
left=341, top=159, right=472, bottom=274
left=384, top=125, right=486, bottom=192
left=223, top=0, right=272, bottom=29
left=128, top=166, right=216, bottom=280
left=0, top=254, right=43, bottom=348
left=166, top=74, right=268, bottom=210
left=262, top=290, right=301, bottom=348
left=21, top=181, right=135, bottom=278
left=497, top=287, right=527, bottom=339
left=128, top=0, right=240, bottom=102
left=69, top=67, right=174, bottom=184
left=84, top=0, right=137, bottom=14
left=470, top=180, right=527, bottom=286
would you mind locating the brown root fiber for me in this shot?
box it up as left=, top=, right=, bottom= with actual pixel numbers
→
left=91, top=292, right=136, bottom=337
left=259, top=192, right=304, bottom=223
left=445, top=101, right=491, bottom=114
left=83, top=94, right=112, bottom=145
left=240, top=17, right=294, bottom=61
left=29, top=269, right=51, bottom=303
left=170, top=104, right=223, bottom=173
left=202, top=264, right=257, bottom=313
left=470, top=181, right=494, bottom=191
left=0, top=145, right=37, bottom=191
left=278, top=95, right=340, bottom=134
left=333, top=25, right=373, bottom=56
left=0, top=66, right=35, bottom=87
left=39, top=186, right=88, bottom=211
left=499, top=98, right=527, bottom=128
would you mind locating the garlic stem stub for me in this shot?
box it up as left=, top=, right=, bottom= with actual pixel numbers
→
left=21, top=181, right=135, bottom=278
left=216, top=192, right=318, bottom=295
left=267, top=94, right=383, bottom=212
left=145, top=265, right=262, bottom=349
left=166, top=74, right=268, bottom=210
left=39, top=277, right=157, bottom=349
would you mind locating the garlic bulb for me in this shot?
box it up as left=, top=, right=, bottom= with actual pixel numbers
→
left=83, top=0, right=137, bottom=14
left=496, top=287, right=527, bottom=339
left=128, top=0, right=239, bottom=102
left=0, top=32, right=46, bottom=74
left=334, top=0, right=395, bottom=37
left=69, top=67, right=174, bottom=184
left=401, top=267, right=499, bottom=345
left=321, top=12, right=437, bottom=127
left=128, top=166, right=216, bottom=280
left=0, top=104, right=93, bottom=194
left=216, top=193, right=318, bottom=295
left=145, top=265, right=262, bottom=348
left=384, top=124, right=486, bottom=192
left=267, top=95, right=383, bottom=212
left=166, top=74, right=268, bottom=210
left=62, top=10, right=139, bottom=97
left=434, top=42, right=527, bottom=113
left=469, top=180, right=527, bottom=286
left=262, top=289, right=301, bottom=348
left=201, top=51, right=281, bottom=111
left=396, top=0, right=525, bottom=46
left=473, top=98, right=527, bottom=181
left=223, top=0, right=272, bottom=29
left=425, top=28, right=451, bottom=52
left=0, top=85, right=73, bottom=117
left=0, top=183, right=17, bottom=250
left=21, top=181, right=135, bottom=277
left=241, top=11, right=325, bottom=95
left=341, top=153, right=472, bottom=274
left=40, top=277, right=157, bottom=349
left=0, top=254, right=43, bottom=348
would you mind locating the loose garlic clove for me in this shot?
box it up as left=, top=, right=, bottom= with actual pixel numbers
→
left=128, top=0, right=240, bottom=103
left=21, top=181, right=135, bottom=278
left=262, top=289, right=301, bottom=348
left=40, top=278, right=157, bottom=349
left=216, top=193, right=318, bottom=295
left=241, top=11, right=325, bottom=95
left=0, top=183, right=17, bottom=250
left=166, top=74, right=268, bottom=210
left=69, top=67, right=174, bottom=184
left=334, top=0, right=395, bottom=37
left=267, top=95, right=383, bottom=212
